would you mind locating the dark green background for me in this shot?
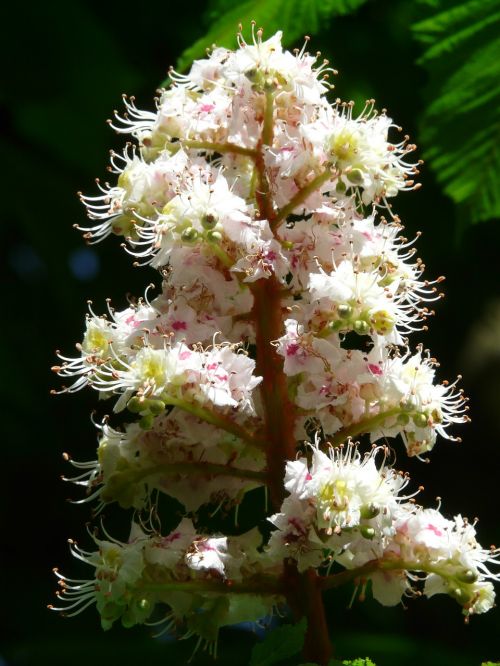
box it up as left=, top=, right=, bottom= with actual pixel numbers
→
left=2, top=1, right=500, bottom=664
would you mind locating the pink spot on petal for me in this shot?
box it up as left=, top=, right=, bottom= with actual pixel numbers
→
left=368, top=363, right=383, bottom=376
left=426, top=524, right=443, bottom=537
left=286, top=343, right=300, bottom=357
left=172, top=320, right=187, bottom=331
left=179, top=351, right=192, bottom=360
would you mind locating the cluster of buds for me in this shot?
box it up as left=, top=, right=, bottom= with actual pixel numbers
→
left=52, top=26, right=498, bottom=659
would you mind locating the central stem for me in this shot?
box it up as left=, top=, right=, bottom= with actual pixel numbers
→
left=251, top=278, right=296, bottom=509
left=251, top=90, right=295, bottom=510
left=251, top=90, right=333, bottom=664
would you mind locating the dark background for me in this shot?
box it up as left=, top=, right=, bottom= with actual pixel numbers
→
left=2, top=1, right=500, bottom=664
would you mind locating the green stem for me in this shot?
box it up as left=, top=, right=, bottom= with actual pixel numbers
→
left=319, top=557, right=451, bottom=592
left=181, top=139, right=258, bottom=158
left=207, top=241, right=234, bottom=267
left=329, top=407, right=402, bottom=447
left=161, top=394, right=266, bottom=449
left=262, top=90, right=275, bottom=147
left=272, top=168, right=334, bottom=229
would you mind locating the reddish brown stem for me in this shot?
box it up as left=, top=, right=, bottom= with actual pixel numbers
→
left=284, top=562, right=332, bottom=665
left=251, top=278, right=296, bottom=509
left=301, top=570, right=333, bottom=665
left=251, top=91, right=333, bottom=661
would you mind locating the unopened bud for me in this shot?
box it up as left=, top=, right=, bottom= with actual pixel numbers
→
left=138, top=598, right=151, bottom=611
left=206, top=230, right=223, bottom=243
left=347, top=168, right=363, bottom=184
left=148, top=399, right=165, bottom=416
left=457, top=569, right=478, bottom=584
left=181, top=227, right=199, bottom=244
left=338, top=304, right=353, bottom=319
left=353, top=319, right=370, bottom=335
left=127, top=397, right=145, bottom=413
left=139, top=414, right=155, bottom=430
left=201, top=213, right=218, bottom=230
left=360, top=503, right=380, bottom=520
left=360, top=525, right=376, bottom=540
left=412, top=412, right=429, bottom=428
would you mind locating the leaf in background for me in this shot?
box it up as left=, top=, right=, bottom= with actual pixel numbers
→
left=249, top=618, right=307, bottom=666
left=413, top=0, right=500, bottom=231
left=174, top=0, right=371, bottom=73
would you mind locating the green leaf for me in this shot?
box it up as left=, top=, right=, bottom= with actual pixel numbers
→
left=341, top=659, right=377, bottom=666
left=413, top=0, right=500, bottom=230
left=249, top=617, right=307, bottom=666
left=174, top=0, right=371, bottom=73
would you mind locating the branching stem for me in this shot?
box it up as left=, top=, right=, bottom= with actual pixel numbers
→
left=272, top=168, right=334, bottom=229
left=161, top=393, right=266, bottom=448
left=329, top=407, right=402, bottom=447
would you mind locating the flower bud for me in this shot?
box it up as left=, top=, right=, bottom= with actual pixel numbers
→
left=456, top=569, right=478, bottom=584
left=181, top=227, right=199, bottom=244
left=337, top=304, right=353, bottom=319
left=139, top=414, right=155, bottom=430
left=360, top=525, right=376, bottom=540
left=148, top=399, right=166, bottom=416
left=127, top=397, right=145, bottom=413
left=346, top=168, right=363, bottom=184
left=412, top=412, right=429, bottom=428
left=201, top=213, right=218, bottom=230
left=353, top=319, right=370, bottom=335
left=360, top=503, right=380, bottom=520
left=206, top=230, right=223, bottom=243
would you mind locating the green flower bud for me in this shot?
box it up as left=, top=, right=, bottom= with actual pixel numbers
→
left=139, top=413, right=155, bottom=430
left=456, top=569, right=478, bottom=584
left=347, top=168, right=363, bottom=184
left=353, top=319, right=370, bottom=335
left=201, top=213, right=218, bottom=230
left=206, top=230, right=223, bottom=243
left=336, top=180, right=347, bottom=194
left=148, top=399, right=166, bottom=416
left=337, top=303, right=353, bottom=319
left=397, top=412, right=410, bottom=425
left=412, top=412, right=429, bottom=428
left=360, top=525, right=376, bottom=540
left=181, top=227, right=199, bottom=244
left=127, top=397, right=145, bottom=413
left=360, top=503, right=380, bottom=520
left=139, top=598, right=151, bottom=611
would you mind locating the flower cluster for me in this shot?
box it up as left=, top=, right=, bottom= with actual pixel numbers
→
left=52, top=26, right=496, bottom=658
left=52, top=519, right=283, bottom=653
left=268, top=444, right=499, bottom=616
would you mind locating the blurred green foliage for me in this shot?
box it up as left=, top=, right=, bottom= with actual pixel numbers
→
left=413, top=0, right=500, bottom=232
left=2, top=0, right=500, bottom=665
